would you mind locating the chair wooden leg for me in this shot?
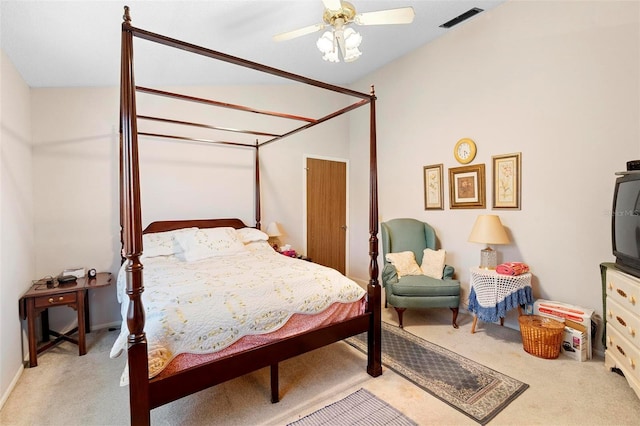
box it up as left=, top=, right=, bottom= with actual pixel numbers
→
left=394, top=307, right=406, bottom=328
left=450, top=307, right=459, bottom=329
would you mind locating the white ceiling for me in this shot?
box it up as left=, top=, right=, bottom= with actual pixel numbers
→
left=0, top=0, right=505, bottom=88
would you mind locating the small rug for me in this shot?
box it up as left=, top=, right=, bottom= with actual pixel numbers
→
left=287, top=388, right=416, bottom=426
left=346, top=322, right=529, bottom=425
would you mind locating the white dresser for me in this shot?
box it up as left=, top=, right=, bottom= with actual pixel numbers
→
left=603, top=265, right=640, bottom=399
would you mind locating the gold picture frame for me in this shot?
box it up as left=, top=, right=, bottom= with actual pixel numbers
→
left=449, top=164, right=486, bottom=209
left=492, top=152, right=522, bottom=210
left=423, top=164, right=444, bottom=210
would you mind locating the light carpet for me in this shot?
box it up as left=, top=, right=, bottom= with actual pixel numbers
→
left=286, top=388, right=416, bottom=426
left=346, top=322, right=529, bottom=425
left=4, top=311, right=640, bottom=425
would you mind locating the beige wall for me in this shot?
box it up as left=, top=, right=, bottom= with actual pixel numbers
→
left=0, top=50, right=34, bottom=407
left=29, top=84, right=351, bottom=330
left=349, top=0, right=640, bottom=341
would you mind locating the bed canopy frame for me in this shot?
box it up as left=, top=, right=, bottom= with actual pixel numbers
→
left=119, top=6, right=381, bottom=424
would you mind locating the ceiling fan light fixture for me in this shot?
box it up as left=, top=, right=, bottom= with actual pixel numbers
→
left=343, top=46, right=362, bottom=62
left=316, top=31, right=340, bottom=62
left=316, top=31, right=334, bottom=52
left=316, top=27, right=362, bottom=63
left=281, top=1, right=413, bottom=63
left=323, top=49, right=340, bottom=63
left=343, top=27, right=362, bottom=49
left=343, top=27, right=362, bottom=62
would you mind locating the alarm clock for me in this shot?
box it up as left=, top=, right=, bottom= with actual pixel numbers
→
left=88, top=268, right=97, bottom=279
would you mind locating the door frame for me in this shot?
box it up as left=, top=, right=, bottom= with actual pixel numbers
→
left=303, top=154, right=350, bottom=276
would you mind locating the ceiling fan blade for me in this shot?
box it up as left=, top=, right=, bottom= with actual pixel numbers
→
left=322, top=0, right=342, bottom=11
left=273, top=23, right=326, bottom=42
left=354, top=7, right=415, bottom=26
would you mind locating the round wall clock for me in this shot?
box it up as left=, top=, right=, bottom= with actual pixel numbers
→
left=454, top=138, right=477, bottom=164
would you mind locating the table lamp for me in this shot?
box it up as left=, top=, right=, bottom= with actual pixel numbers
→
left=468, top=215, right=510, bottom=269
left=266, top=222, right=283, bottom=250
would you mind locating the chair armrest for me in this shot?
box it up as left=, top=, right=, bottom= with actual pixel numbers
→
left=382, top=263, right=399, bottom=287
left=443, top=264, right=455, bottom=279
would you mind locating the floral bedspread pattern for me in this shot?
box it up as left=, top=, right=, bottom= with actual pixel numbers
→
left=110, top=241, right=365, bottom=382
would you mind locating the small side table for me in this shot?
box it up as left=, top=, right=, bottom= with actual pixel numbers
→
left=19, top=272, right=112, bottom=367
left=468, top=267, right=533, bottom=334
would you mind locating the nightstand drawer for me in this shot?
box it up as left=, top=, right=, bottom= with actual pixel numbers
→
left=34, top=292, right=77, bottom=308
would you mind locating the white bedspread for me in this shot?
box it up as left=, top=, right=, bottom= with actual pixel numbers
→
left=110, top=241, right=365, bottom=380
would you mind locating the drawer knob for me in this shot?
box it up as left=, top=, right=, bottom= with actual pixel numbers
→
left=631, top=296, right=637, bottom=305
left=608, top=282, right=614, bottom=290
left=630, top=358, right=636, bottom=369
left=608, top=310, right=613, bottom=318
left=48, top=298, right=53, bottom=303
left=629, top=327, right=636, bottom=337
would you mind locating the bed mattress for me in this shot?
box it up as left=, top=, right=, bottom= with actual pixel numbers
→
left=110, top=236, right=366, bottom=383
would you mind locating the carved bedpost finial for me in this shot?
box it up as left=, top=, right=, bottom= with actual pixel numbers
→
left=370, top=85, right=376, bottom=96
left=123, top=6, right=131, bottom=24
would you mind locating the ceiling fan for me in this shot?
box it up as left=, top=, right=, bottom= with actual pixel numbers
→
left=273, top=0, right=415, bottom=63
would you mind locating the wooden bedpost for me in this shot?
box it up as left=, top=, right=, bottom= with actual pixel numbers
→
left=255, top=141, right=261, bottom=230
left=121, top=6, right=150, bottom=425
left=367, top=85, right=382, bottom=377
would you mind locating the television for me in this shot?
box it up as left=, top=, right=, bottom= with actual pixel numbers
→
left=612, top=172, right=640, bottom=278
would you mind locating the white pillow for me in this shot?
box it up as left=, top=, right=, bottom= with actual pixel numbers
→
left=175, top=227, right=247, bottom=262
left=385, top=251, right=423, bottom=277
left=142, top=228, right=197, bottom=259
left=236, top=227, right=269, bottom=244
left=421, top=248, right=446, bottom=279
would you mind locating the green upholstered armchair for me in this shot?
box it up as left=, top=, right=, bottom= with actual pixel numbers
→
left=381, top=218, right=460, bottom=329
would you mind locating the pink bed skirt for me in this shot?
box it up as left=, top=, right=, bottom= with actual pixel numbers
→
left=156, top=298, right=366, bottom=378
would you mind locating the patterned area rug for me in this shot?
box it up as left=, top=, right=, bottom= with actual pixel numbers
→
left=346, top=322, right=529, bottom=425
left=287, top=388, right=416, bottom=426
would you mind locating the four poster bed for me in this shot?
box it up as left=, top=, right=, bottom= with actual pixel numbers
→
left=118, top=6, right=381, bottom=425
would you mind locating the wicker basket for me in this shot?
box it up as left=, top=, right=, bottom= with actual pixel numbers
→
left=518, top=315, right=564, bottom=359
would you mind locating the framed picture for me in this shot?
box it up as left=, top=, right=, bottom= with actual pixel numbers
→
left=492, top=152, right=522, bottom=209
left=449, top=164, right=486, bottom=209
left=423, top=164, right=444, bottom=210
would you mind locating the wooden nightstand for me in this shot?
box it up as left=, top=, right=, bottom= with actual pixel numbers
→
left=19, top=272, right=112, bottom=367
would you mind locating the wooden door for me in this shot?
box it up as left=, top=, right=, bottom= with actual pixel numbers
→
left=306, top=158, right=347, bottom=274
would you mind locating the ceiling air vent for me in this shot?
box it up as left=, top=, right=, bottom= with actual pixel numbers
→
left=439, top=7, right=484, bottom=29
